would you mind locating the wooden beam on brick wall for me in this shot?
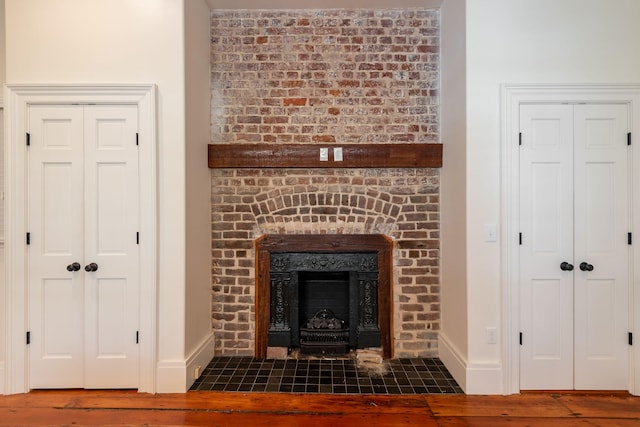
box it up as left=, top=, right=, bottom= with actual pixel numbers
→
left=208, top=143, right=443, bottom=169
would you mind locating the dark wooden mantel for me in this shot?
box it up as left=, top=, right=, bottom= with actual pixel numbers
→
left=208, top=143, right=443, bottom=169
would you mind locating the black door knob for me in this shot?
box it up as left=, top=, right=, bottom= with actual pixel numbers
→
left=579, top=262, right=594, bottom=272
left=66, top=262, right=81, bottom=272
left=84, top=262, right=99, bottom=272
left=560, top=262, right=574, bottom=271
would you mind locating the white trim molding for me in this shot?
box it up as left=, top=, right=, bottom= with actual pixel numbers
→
left=155, top=332, right=215, bottom=393
left=185, top=332, right=215, bottom=392
left=439, top=332, right=503, bottom=394
left=0, top=361, right=5, bottom=395
left=3, top=84, right=158, bottom=394
left=438, top=332, right=468, bottom=392
left=500, top=84, right=640, bottom=395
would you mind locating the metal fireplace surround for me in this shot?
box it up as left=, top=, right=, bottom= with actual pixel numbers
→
left=269, top=251, right=379, bottom=355
left=256, top=234, right=392, bottom=359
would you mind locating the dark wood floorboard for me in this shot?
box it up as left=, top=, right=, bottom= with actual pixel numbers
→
left=0, top=390, right=638, bottom=426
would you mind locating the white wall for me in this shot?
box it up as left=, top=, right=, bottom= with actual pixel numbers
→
left=439, top=0, right=468, bottom=390
left=0, top=0, right=5, bottom=392
left=184, top=0, right=215, bottom=388
left=3, top=0, right=211, bottom=393
left=463, top=0, right=640, bottom=393
left=0, top=0, right=5, bottom=86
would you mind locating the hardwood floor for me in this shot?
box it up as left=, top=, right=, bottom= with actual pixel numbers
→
left=1, top=390, right=639, bottom=426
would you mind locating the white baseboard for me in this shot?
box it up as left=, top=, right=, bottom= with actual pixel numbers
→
left=156, top=360, right=188, bottom=393
left=438, top=332, right=467, bottom=391
left=0, top=361, right=5, bottom=395
left=185, top=332, right=216, bottom=390
left=438, top=333, right=504, bottom=394
left=465, top=362, right=503, bottom=394
left=156, top=332, right=215, bottom=393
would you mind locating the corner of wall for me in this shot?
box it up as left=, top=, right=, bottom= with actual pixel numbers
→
left=185, top=332, right=215, bottom=390
left=439, top=332, right=504, bottom=394
left=184, top=0, right=215, bottom=363
left=439, top=0, right=469, bottom=370
left=156, top=332, right=215, bottom=393
left=156, top=361, right=188, bottom=393
left=438, top=332, right=466, bottom=391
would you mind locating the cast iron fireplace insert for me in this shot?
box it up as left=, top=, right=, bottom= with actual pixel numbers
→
left=255, top=234, right=392, bottom=359
left=267, top=252, right=381, bottom=355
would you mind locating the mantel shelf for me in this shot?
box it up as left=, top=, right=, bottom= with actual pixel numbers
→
left=208, top=143, right=443, bottom=169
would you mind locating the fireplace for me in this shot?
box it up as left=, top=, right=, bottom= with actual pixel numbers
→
left=210, top=7, right=442, bottom=358
left=256, top=234, right=392, bottom=359
left=267, top=252, right=380, bottom=356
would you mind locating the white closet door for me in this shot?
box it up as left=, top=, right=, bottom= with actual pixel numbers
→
left=519, top=104, right=575, bottom=389
left=573, top=104, right=629, bottom=390
left=519, top=103, right=630, bottom=390
left=28, top=105, right=140, bottom=389
left=28, top=106, right=86, bottom=388
left=83, top=105, right=140, bottom=388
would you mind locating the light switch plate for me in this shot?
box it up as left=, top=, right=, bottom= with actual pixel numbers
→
left=334, top=147, right=343, bottom=161
left=320, top=147, right=329, bottom=161
left=483, top=224, right=497, bottom=242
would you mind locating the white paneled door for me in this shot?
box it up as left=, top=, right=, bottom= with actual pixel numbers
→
left=519, top=104, right=630, bottom=390
left=28, top=105, right=140, bottom=389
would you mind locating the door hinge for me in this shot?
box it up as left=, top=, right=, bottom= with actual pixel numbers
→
left=26, top=232, right=31, bottom=245
left=26, top=331, right=31, bottom=345
left=627, top=132, right=631, bottom=146
left=136, top=331, right=140, bottom=344
left=136, top=133, right=139, bottom=146
left=519, top=233, right=522, bottom=245
left=136, top=232, right=140, bottom=245
left=519, top=132, right=522, bottom=146
left=628, top=233, right=632, bottom=245
left=26, top=133, right=31, bottom=146
left=519, top=332, right=523, bottom=345
left=629, top=332, right=633, bottom=346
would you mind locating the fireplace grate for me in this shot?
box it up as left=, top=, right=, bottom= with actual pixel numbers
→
left=300, top=309, right=349, bottom=355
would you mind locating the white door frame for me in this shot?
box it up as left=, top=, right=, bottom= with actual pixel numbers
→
left=3, top=85, right=158, bottom=394
left=501, top=84, right=640, bottom=395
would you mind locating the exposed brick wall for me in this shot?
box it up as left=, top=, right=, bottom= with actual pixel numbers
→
left=210, top=9, right=439, bottom=144
left=210, top=9, right=440, bottom=358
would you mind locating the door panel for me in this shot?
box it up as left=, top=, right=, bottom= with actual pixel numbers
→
left=28, top=106, right=85, bottom=388
left=83, top=105, right=139, bottom=388
left=585, top=279, right=616, bottom=356
left=530, top=279, right=563, bottom=356
left=573, top=104, right=629, bottom=390
left=38, top=278, right=82, bottom=385
left=584, top=163, right=616, bottom=251
left=519, top=104, right=574, bottom=389
left=531, top=164, right=564, bottom=254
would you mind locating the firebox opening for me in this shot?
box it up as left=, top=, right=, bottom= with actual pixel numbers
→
left=297, top=271, right=352, bottom=355
left=298, top=271, right=350, bottom=331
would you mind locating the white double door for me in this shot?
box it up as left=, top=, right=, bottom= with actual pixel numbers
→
left=28, top=105, right=140, bottom=389
left=519, top=103, right=631, bottom=390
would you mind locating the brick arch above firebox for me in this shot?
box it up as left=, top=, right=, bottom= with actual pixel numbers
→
left=252, top=187, right=406, bottom=236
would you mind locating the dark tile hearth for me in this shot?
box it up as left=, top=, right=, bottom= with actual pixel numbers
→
left=190, top=357, right=463, bottom=394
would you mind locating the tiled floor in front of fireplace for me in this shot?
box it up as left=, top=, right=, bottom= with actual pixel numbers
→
left=190, top=356, right=463, bottom=394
